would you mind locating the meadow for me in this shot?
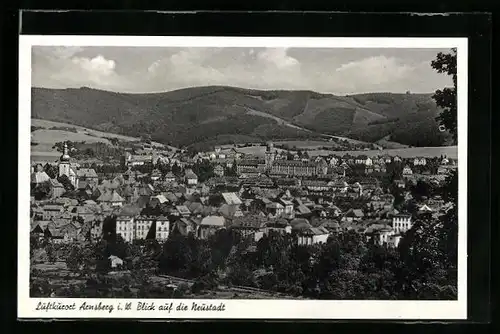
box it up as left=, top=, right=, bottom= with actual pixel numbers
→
left=30, top=119, right=168, bottom=163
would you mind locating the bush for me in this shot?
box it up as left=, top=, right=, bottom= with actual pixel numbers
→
left=191, top=280, right=205, bottom=294
left=177, top=283, right=190, bottom=294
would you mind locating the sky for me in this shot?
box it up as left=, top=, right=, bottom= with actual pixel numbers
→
left=31, top=46, right=454, bottom=95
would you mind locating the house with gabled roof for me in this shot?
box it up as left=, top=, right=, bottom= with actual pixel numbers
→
left=265, top=218, right=292, bottom=235
left=175, top=205, right=191, bottom=217
left=290, top=218, right=312, bottom=232
left=319, top=219, right=341, bottom=233
left=48, top=178, right=65, bottom=199
left=197, top=215, right=226, bottom=239
left=31, top=166, right=50, bottom=184
left=96, top=189, right=124, bottom=207
left=402, top=165, right=413, bottom=177
left=343, top=208, right=365, bottom=222
left=184, top=169, right=198, bottom=185
left=172, top=217, right=199, bottom=236
left=230, top=215, right=268, bottom=241
left=297, top=226, right=330, bottom=245
left=413, top=157, right=427, bottom=166
left=329, top=156, right=339, bottom=166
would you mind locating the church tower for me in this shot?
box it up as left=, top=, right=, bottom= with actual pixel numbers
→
left=265, top=141, right=275, bottom=171
left=58, top=142, right=71, bottom=178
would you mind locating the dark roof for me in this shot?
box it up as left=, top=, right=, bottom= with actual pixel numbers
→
left=346, top=209, right=364, bottom=217
left=118, top=204, right=142, bottom=217
left=290, top=218, right=312, bottom=230
left=273, top=160, right=317, bottom=167
left=231, top=215, right=268, bottom=229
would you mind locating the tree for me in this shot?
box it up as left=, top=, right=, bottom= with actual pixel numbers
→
left=32, top=181, right=51, bottom=200
left=431, top=48, right=457, bottom=143
left=396, top=214, right=457, bottom=299
left=192, top=160, right=215, bottom=182
left=57, top=174, right=75, bottom=192
left=410, top=180, right=434, bottom=201
left=171, top=162, right=182, bottom=176
left=159, top=233, right=193, bottom=276
left=45, top=242, right=56, bottom=263
left=44, top=163, right=58, bottom=179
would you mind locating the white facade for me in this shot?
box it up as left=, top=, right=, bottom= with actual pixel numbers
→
left=117, top=216, right=170, bottom=242
left=413, top=157, right=427, bottom=166
left=374, top=229, right=393, bottom=245
left=116, top=216, right=135, bottom=243
left=135, top=218, right=154, bottom=240
left=402, top=166, right=413, bottom=175
left=155, top=219, right=170, bottom=241
left=297, top=233, right=329, bottom=246
left=392, top=215, right=412, bottom=233
left=388, top=234, right=402, bottom=248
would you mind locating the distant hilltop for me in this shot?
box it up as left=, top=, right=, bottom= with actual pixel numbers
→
left=32, top=85, right=453, bottom=149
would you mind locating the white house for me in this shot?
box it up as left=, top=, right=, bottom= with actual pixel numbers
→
left=387, top=234, right=403, bottom=248
left=155, top=216, right=170, bottom=241
left=297, top=227, right=330, bottom=246
left=413, top=157, right=427, bottom=166
left=116, top=215, right=135, bottom=242
left=355, top=155, right=372, bottom=165
left=266, top=202, right=284, bottom=217
left=198, top=216, right=225, bottom=239
left=109, top=255, right=124, bottom=268
left=392, top=214, right=412, bottom=233
left=185, top=169, right=198, bottom=185
left=372, top=226, right=394, bottom=246
left=279, top=198, right=295, bottom=218
left=402, top=165, right=413, bottom=176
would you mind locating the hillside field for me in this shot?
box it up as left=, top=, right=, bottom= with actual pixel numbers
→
left=30, top=119, right=170, bottom=163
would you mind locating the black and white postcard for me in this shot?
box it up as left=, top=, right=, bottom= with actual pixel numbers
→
left=18, top=36, right=468, bottom=319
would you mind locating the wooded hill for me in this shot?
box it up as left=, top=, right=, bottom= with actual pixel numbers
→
left=32, top=86, right=452, bottom=148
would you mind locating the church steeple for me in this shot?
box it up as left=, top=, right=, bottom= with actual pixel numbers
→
left=265, top=141, right=275, bottom=171
left=60, top=142, right=70, bottom=162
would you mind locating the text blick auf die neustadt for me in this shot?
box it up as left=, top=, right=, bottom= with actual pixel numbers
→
left=36, top=301, right=226, bottom=313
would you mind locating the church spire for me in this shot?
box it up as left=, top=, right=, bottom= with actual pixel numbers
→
left=60, top=142, right=70, bottom=162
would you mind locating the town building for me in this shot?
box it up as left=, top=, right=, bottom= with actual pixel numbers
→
left=297, top=226, right=330, bottom=246
left=214, top=165, right=225, bottom=177
left=58, top=142, right=78, bottom=187
left=392, top=214, right=412, bottom=233
left=31, top=164, right=50, bottom=184
left=197, top=216, right=225, bottom=239
left=184, top=169, right=198, bottom=185
left=402, top=165, right=413, bottom=176
left=413, top=157, right=427, bottom=166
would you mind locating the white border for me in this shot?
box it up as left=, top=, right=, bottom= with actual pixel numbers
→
left=19, top=36, right=468, bottom=320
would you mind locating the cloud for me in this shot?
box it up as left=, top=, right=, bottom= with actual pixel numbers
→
left=143, top=47, right=302, bottom=91
left=32, top=46, right=452, bottom=94
left=32, top=47, right=126, bottom=90
left=256, top=48, right=300, bottom=69
left=333, top=56, right=415, bottom=91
